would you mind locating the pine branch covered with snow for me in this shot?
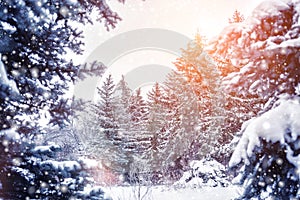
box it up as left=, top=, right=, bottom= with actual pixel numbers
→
left=0, top=0, right=125, bottom=130
left=230, top=97, right=300, bottom=199
left=0, top=130, right=112, bottom=199
left=0, top=129, right=110, bottom=199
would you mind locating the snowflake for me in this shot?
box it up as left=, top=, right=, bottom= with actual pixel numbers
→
left=276, top=158, right=283, bottom=165
left=30, top=68, right=39, bottom=78
left=278, top=181, right=285, bottom=188
left=27, top=186, right=36, bottom=195
left=12, top=62, right=19, bottom=68
left=12, top=157, right=22, bottom=166
left=36, top=1, right=43, bottom=7
left=40, top=181, right=48, bottom=188
left=2, top=139, right=9, bottom=146
left=43, top=92, right=50, bottom=99
left=59, top=6, right=69, bottom=17
left=60, top=185, right=68, bottom=193
left=258, top=181, right=265, bottom=187
left=1, top=55, right=8, bottom=61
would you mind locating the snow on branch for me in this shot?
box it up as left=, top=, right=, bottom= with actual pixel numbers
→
left=0, top=128, right=20, bottom=140
left=0, top=54, right=19, bottom=94
left=229, top=97, right=300, bottom=168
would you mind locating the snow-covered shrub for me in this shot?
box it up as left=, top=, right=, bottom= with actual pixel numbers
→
left=0, top=129, right=109, bottom=199
left=174, top=158, right=230, bottom=189
left=230, top=97, right=300, bottom=199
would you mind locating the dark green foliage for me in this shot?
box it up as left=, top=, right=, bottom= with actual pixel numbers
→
left=0, top=130, right=109, bottom=199
left=235, top=138, right=299, bottom=200
left=0, top=0, right=125, bottom=198
left=77, top=61, right=107, bottom=81
left=0, top=0, right=123, bottom=130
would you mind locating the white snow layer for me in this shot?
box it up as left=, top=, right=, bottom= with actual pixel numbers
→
left=229, top=98, right=300, bottom=168
left=32, top=143, right=60, bottom=153
left=0, top=128, right=20, bottom=140
left=104, top=185, right=239, bottom=200
left=41, top=160, right=81, bottom=171
left=250, top=0, right=290, bottom=21
left=79, top=157, right=101, bottom=169
left=0, top=54, right=19, bottom=94
left=174, top=159, right=229, bottom=188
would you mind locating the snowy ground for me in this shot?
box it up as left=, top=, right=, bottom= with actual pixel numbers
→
left=104, top=185, right=240, bottom=200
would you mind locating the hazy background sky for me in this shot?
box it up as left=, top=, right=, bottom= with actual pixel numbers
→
left=81, top=0, right=265, bottom=57
left=74, top=0, right=266, bottom=99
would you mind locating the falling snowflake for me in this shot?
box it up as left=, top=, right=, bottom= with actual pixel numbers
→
left=60, top=185, right=68, bottom=193
left=59, top=6, right=69, bottom=17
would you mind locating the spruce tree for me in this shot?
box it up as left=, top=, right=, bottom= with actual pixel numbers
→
left=123, top=88, right=151, bottom=182
left=95, top=74, right=119, bottom=141
left=0, top=129, right=110, bottom=199
left=210, top=10, right=244, bottom=78
left=0, top=0, right=127, bottom=197
left=209, top=0, right=300, bottom=110
left=90, top=75, right=130, bottom=176
left=146, top=83, right=167, bottom=173
left=0, top=0, right=124, bottom=130
left=157, top=81, right=185, bottom=179
left=127, top=88, right=149, bottom=153
left=174, top=33, right=225, bottom=159
left=208, top=1, right=300, bottom=164
left=114, top=75, right=132, bottom=136
left=230, top=98, right=300, bottom=200
left=163, top=70, right=200, bottom=166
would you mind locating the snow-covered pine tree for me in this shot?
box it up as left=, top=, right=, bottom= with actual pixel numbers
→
left=145, top=82, right=186, bottom=182
left=0, top=0, right=124, bottom=130
left=89, top=75, right=130, bottom=176
left=146, top=83, right=170, bottom=175
left=209, top=0, right=300, bottom=164
left=174, top=33, right=226, bottom=160
left=230, top=97, right=300, bottom=199
left=163, top=70, right=200, bottom=161
left=157, top=81, right=186, bottom=180
left=0, top=0, right=126, bottom=198
left=0, top=129, right=110, bottom=199
left=211, top=10, right=244, bottom=77
left=76, top=105, right=111, bottom=158
left=77, top=105, right=129, bottom=179
left=209, top=0, right=300, bottom=112
left=126, top=88, right=150, bottom=153
left=123, top=88, right=151, bottom=182
left=112, top=76, right=150, bottom=181
left=174, top=33, right=207, bottom=98
left=113, top=76, right=136, bottom=161
left=94, top=74, right=119, bottom=141
left=114, top=75, right=132, bottom=138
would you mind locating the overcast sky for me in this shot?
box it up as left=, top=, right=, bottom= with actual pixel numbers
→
left=81, top=0, right=264, bottom=57
left=74, top=0, right=266, bottom=99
